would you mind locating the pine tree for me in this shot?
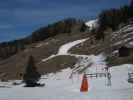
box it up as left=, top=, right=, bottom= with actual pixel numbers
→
left=80, top=23, right=87, bottom=32
left=130, top=0, right=133, bottom=9
left=23, top=55, right=41, bottom=87
left=129, top=0, right=133, bottom=17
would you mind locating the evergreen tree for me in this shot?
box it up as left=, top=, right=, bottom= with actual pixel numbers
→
left=130, top=0, right=133, bottom=9
left=129, top=0, right=133, bottom=17
left=98, top=1, right=133, bottom=34
left=80, top=23, right=87, bottom=32
left=23, top=55, right=41, bottom=87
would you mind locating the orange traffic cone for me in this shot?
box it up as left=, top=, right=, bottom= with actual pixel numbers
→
left=80, top=74, right=89, bottom=92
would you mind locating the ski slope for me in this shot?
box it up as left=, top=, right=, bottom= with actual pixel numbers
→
left=0, top=64, right=133, bottom=100
left=0, top=38, right=133, bottom=100
left=58, top=38, right=88, bottom=55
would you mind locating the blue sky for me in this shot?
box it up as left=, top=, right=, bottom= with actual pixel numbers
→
left=0, top=0, right=131, bottom=42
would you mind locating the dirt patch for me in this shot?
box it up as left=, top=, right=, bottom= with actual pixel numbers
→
left=106, top=53, right=133, bottom=66
left=38, top=55, right=77, bottom=74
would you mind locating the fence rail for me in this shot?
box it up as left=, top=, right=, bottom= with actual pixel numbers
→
left=85, top=73, right=109, bottom=78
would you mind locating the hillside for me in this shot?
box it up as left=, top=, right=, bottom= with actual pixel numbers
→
left=1, top=0, right=133, bottom=100
left=0, top=20, right=133, bottom=80
left=0, top=18, right=87, bottom=60
left=0, top=1, right=133, bottom=81
left=0, top=25, right=90, bottom=80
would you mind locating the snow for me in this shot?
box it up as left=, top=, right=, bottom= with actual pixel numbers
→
left=114, top=36, right=133, bottom=46
left=126, top=41, right=133, bottom=48
left=0, top=81, right=12, bottom=88
left=1, top=38, right=133, bottom=100
left=111, top=24, right=133, bottom=47
left=35, top=43, right=44, bottom=48
left=42, top=38, right=89, bottom=62
left=85, top=19, right=99, bottom=30
left=114, top=24, right=133, bottom=34
left=42, top=54, right=57, bottom=62
left=0, top=62, right=133, bottom=100
left=41, top=68, right=72, bottom=80
left=58, top=38, right=88, bottom=55
left=128, top=41, right=133, bottom=45
left=119, top=25, right=133, bottom=33
left=0, top=20, right=131, bottom=100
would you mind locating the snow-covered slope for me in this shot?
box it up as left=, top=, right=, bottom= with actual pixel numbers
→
left=85, top=19, right=99, bottom=30
left=1, top=37, right=133, bottom=100
left=0, top=57, right=133, bottom=100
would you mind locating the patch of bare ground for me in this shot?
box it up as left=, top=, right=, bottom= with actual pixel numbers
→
left=38, top=55, right=77, bottom=74
left=106, top=53, right=133, bottom=67
left=0, top=32, right=89, bottom=80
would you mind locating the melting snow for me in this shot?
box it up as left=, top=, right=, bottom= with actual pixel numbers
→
left=58, top=38, right=88, bottom=55
left=85, top=19, right=99, bottom=30
left=42, top=38, right=89, bottom=62
left=1, top=38, right=133, bottom=100
left=0, top=62, right=133, bottom=100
